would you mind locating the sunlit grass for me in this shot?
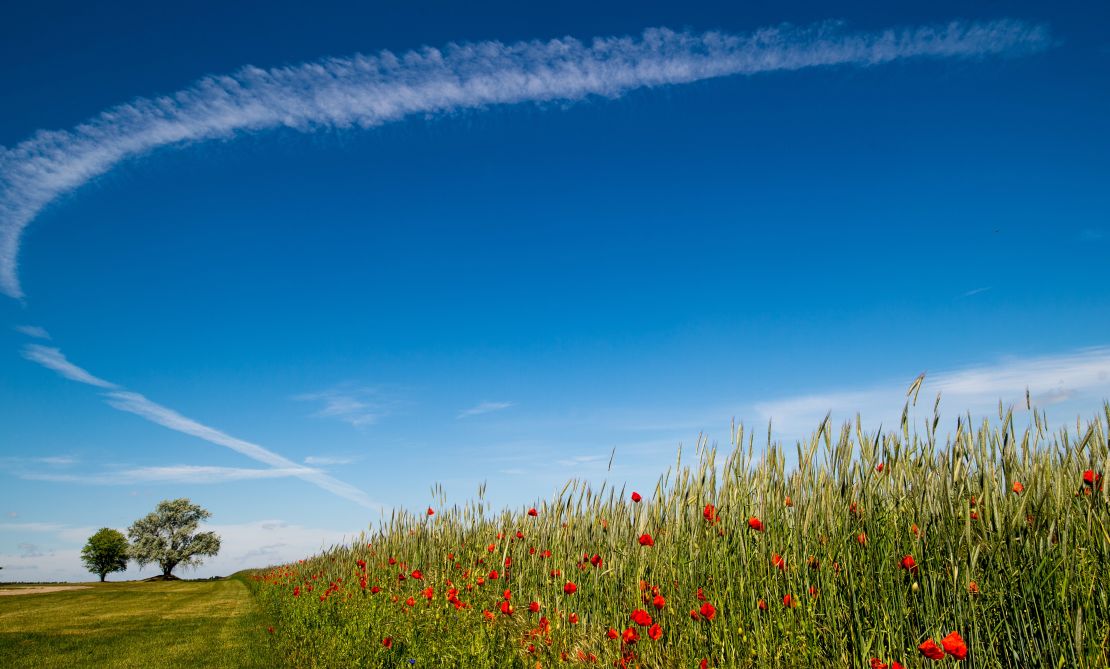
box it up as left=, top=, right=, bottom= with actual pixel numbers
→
left=248, top=396, right=1110, bottom=668
left=0, top=577, right=276, bottom=668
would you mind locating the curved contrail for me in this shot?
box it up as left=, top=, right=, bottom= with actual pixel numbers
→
left=0, top=19, right=1048, bottom=299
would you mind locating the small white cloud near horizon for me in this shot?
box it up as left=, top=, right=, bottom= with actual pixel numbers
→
left=458, top=401, right=514, bottom=419
left=752, top=346, right=1110, bottom=440
left=304, top=455, right=358, bottom=466
left=295, top=386, right=393, bottom=427
left=961, top=286, right=992, bottom=297
left=14, top=325, right=50, bottom=339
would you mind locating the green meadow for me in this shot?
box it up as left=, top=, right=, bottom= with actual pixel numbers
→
left=0, top=577, right=275, bottom=669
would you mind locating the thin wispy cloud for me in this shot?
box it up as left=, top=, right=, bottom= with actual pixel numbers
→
left=753, top=346, right=1110, bottom=438
left=295, top=386, right=392, bottom=427
left=14, top=325, right=50, bottom=339
left=0, top=19, right=1048, bottom=299
left=19, top=344, right=377, bottom=508
left=458, top=401, right=514, bottom=419
left=22, top=464, right=315, bottom=485
left=961, top=286, right=992, bottom=297
left=21, top=344, right=117, bottom=388
left=304, top=455, right=358, bottom=466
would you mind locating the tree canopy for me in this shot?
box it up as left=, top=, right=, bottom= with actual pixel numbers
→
left=127, top=498, right=220, bottom=578
left=80, top=528, right=130, bottom=582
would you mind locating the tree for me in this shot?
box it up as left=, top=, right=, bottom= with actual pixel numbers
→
left=127, top=499, right=221, bottom=578
left=80, top=528, right=130, bottom=582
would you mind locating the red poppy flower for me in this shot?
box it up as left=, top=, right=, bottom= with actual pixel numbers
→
left=486, top=543, right=496, bottom=553
left=371, top=585, right=381, bottom=594
left=699, top=660, right=708, bottom=669
left=970, top=511, right=979, bottom=521
left=405, top=596, right=415, bottom=607
left=1012, top=481, right=1024, bottom=494
left=1084, top=470, right=1101, bottom=486
left=293, top=586, right=300, bottom=597
left=410, top=569, right=423, bottom=580
left=488, top=569, right=499, bottom=580
left=941, top=631, right=968, bottom=660
left=784, top=496, right=793, bottom=507
left=689, top=609, right=700, bottom=620
left=699, top=602, right=716, bottom=620
left=638, top=533, right=654, bottom=547
left=382, top=637, right=393, bottom=649
left=529, top=601, right=540, bottom=613
left=631, top=492, right=642, bottom=503
left=808, top=585, right=818, bottom=598
left=918, top=639, right=944, bottom=660
left=563, top=582, right=577, bottom=595
left=528, top=507, right=538, bottom=516
left=772, top=554, right=786, bottom=570
left=910, top=523, right=921, bottom=538
left=621, top=627, right=639, bottom=645
left=422, top=586, right=434, bottom=600
left=541, top=549, right=552, bottom=558
left=590, top=553, right=603, bottom=568
left=647, top=623, right=662, bottom=641
left=499, top=601, right=513, bottom=615
left=870, top=660, right=887, bottom=669
left=968, top=581, right=980, bottom=595
left=900, top=555, right=919, bottom=574
left=631, top=609, right=653, bottom=627
left=782, top=594, right=796, bottom=608
left=748, top=517, right=764, bottom=532
left=388, top=557, right=397, bottom=565
left=849, top=502, right=861, bottom=516
left=482, top=610, right=495, bottom=621
left=703, top=504, right=718, bottom=523
left=652, top=594, right=666, bottom=610
left=757, top=598, right=767, bottom=611
left=856, top=532, right=868, bottom=546
left=696, top=587, right=706, bottom=601
left=607, top=627, right=619, bottom=640
left=568, top=613, right=579, bottom=624
left=892, top=663, right=905, bottom=669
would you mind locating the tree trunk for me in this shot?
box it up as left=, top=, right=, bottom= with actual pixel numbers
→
left=100, top=573, right=106, bottom=582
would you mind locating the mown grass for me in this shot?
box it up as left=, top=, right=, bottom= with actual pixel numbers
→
left=0, top=576, right=276, bottom=668
left=246, top=397, right=1110, bottom=668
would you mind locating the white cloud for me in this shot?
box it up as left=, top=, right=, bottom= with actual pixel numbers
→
left=752, top=347, right=1110, bottom=439
left=104, top=390, right=378, bottom=508
left=0, top=19, right=1048, bottom=299
left=294, top=387, right=391, bottom=427
left=458, top=401, right=514, bottom=418
left=960, top=287, right=992, bottom=297
left=21, top=344, right=116, bottom=388
left=20, top=465, right=317, bottom=485
left=14, top=325, right=50, bottom=339
left=19, top=343, right=377, bottom=509
left=304, top=455, right=357, bottom=466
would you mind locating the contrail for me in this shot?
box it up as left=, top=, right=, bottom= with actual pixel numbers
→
left=0, top=19, right=1048, bottom=299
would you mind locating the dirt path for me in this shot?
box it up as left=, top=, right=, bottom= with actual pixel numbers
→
left=0, top=585, right=92, bottom=596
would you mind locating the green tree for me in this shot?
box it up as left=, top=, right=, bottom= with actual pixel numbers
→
left=80, top=528, right=129, bottom=582
left=127, top=499, right=221, bottom=578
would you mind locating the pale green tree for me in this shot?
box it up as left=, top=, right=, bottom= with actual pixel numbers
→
left=80, top=528, right=129, bottom=581
left=128, top=499, right=221, bottom=578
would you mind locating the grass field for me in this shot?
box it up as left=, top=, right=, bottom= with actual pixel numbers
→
left=246, top=400, right=1110, bottom=668
left=0, top=576, right=275, bottom=668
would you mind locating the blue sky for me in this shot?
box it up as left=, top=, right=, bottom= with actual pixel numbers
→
left=2, top=1, right=1109, bottom=581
